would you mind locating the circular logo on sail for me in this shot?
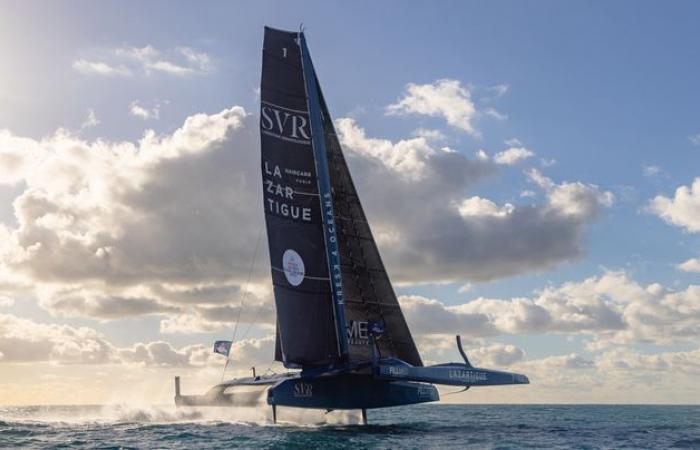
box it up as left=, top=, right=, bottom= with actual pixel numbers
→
left=282, top=249, right=305, bottom=286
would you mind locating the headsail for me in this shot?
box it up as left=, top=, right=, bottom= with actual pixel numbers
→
left=317, top=86, right=423, bottom=367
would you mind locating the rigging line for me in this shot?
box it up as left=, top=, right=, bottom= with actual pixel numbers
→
left=238, top=258, right=274, bottom=343
left=221, top=226, right=264, bottom=382
left=238, top=235, right=268, bottom=343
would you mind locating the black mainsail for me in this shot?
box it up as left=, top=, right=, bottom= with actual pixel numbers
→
left=260, top=27, right=421, bottom=368
left=261, top=28, right=341, bottom=367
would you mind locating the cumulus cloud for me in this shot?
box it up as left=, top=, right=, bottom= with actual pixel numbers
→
left=0, top=106, right=272, bottom=327
left=494, top=146, right=534, bottom=165
left=469, top=344, right=525, bottom=367
left=0, top=312, right=243, bottom=368
left=73, top=45, right=213, bottom=78
left=386, top=79, right=480, bottom=136
left=596, top=347, right=700, bottom=374
left=648, top=178, right=700, bottom=272
left=648, top=177, right=700, bottom=233
left=338, top=119, right=613, bottom=282
left=400, top=270, right=700, bottom=347
left=0, top=103, right=615, bottom=330
left=0, top=313, right=117, bottom=364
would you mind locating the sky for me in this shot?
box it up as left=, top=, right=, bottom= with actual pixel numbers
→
left=1, top=0, right=700, bottom=405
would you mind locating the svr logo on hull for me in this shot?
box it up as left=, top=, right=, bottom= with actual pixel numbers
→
left=261, top=102, right=311, bottom=145
left=293, top=382, right=313, bottom=398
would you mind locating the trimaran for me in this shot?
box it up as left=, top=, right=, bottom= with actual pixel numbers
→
left=174, top=26, right=529, bottom=424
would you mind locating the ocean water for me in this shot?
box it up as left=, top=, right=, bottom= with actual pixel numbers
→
left=1, top=404, right=699, bottom=449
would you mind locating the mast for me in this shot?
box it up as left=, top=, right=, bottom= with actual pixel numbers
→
left=299, top=32, right=349, bottom=360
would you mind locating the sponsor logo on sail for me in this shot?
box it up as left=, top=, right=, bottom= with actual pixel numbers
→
left=347, top=320, right=369, bottom=345
left=263, top=161, right=313, bottom=222
left=261, top=101, right=311, bottom=145
left=282, top=249, right=305, bottom=286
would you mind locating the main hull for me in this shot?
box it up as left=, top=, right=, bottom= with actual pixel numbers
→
left=267, top=375, right=439, bottom=410
left=174, top=373, right=439, bottom=410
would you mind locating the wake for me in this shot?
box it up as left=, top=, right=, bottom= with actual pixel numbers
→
left=0, top=404, right=362, bottom=426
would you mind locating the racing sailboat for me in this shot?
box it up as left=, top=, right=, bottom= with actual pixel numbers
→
left=174, top=26, right=529, bottom=424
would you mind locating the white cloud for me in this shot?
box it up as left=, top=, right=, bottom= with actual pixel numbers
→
left=412, top=128, right=446, bottom=141
left=540, top=158, right=557, bottom=168
left=457, top=283, right=473, bottom=294
left=505, top=138, right=522, bottom=147
left=400, top=270, right=700, bottom=347
left=475, top=149, right=489, bottom=161
left=648, top=177, right=700, bottom=233
left=493, top=146, right=534, bottom=165
left=678, top=258, right=700, bottom=273
left=72, top=59, right=132, bottom=77
left=0, top=106, right=262, bottom=326
left=0, top=295, right=14, bottom=307
left=0, top=105, right=615, bottom=330
left=689, top=134, right=700, bottom=146
left=386, top=79, right=480, bottom=136
left=0, top=130, right=45, bottom=185
left=80, top=109, right=100, bottom=130
left=458, top=197, right=514, bottom=218
left=129, top=101, right=160, bottom=120
left=39, top=291, right=178, bottom=320
left=596, top=347, right=700, bottom=375
left=0, top=313, right=116, bottom=364
left=0, top=312, right=233, bottom=368
left=643, top=165, right=663, bottom=177
left=470, top=344, right=525, bottom=367
left=483, top=107, right=507, bottom=120
left=74, top=45, right=213, bottom=78
left=337, top=121, right=614, bottom=283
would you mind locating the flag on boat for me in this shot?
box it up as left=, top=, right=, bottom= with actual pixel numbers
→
left=213, top=340, right=232, bottom=357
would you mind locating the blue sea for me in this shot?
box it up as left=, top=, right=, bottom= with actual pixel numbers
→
left=1, top=404, right=699, bottom=449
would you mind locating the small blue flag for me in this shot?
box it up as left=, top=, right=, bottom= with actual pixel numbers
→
left=213, top=340, right=232, bottom=357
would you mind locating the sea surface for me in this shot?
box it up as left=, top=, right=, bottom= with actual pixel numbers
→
left=1, top=404, right=699, bottom=449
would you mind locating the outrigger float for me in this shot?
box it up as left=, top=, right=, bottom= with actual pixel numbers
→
left=175, top=27, right=528, bottom=424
